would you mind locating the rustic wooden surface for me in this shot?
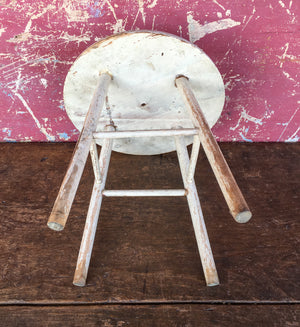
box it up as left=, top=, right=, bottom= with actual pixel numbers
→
left=0, top=143, right=299, bottom=325
left=0, top=305, right=298, bottom=327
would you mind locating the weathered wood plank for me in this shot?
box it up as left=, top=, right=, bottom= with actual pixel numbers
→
left=0, top=143, right=298, bottom=303
left=0, top=305, right=298, bottom=327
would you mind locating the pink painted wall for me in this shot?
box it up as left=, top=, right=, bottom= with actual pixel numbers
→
left=0, top=0, right=299, bottom=142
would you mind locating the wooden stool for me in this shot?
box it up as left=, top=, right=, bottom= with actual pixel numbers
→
left=47, top=31, right=252, bottom=287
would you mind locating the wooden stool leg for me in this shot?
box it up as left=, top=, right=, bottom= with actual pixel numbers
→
left=175, top=136, right=219, bottom=286
left=47, top=73, right=112, bottom=231
left=73, top=135, right=113, bottom=286
left=175, top=76, right=252, bottom=223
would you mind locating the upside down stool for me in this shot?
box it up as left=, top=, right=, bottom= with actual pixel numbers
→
left=47, top=31, right=252, bottom=287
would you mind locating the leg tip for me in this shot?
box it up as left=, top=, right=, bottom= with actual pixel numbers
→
left=73, top=277, right=86, bottom=287
left=235, top=210, right=252, bottom=223
left=47, top=221, right=64, bottom=231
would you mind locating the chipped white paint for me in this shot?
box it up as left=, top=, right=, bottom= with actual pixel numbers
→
left=40, top=78, right=48, bottom=88
left=229, top=105, right=277, bottom=132
left=7, top=32, right=32, bottom=43
left=0, top=26, right=6, bottom=37
left=151, top=15, right=156, bottom=30
left=48, top=73, right=112, bottom=231
left=283, top=71, right=297, bottom=82
left=131, top=0, right=146, bottom=28
left=64, top=31, right=225, bottom=155
left=138, top=0, right=146, bottom=24
left=279, top=42, right=292, bottom=68
left=280, top=42, right=289, bottom=66
left=102, top=0, right=126, bottom=33
left=105, top=0, right=118, bottom=21
left=15, top=93, right=55, bottom=141
left=225, top=9, right=231, bottom=16
left=62, top=0, right=90, bottom=23
left=212, top=0, right=226, bottom=11
left=175, top=136, right=219, bottom=286
left=187, top=135, right=201, bottom=183
left=279, top=0, right=291, bottom=15
left=242, top=5, right=256, bottom=32
left=187, top=14, right=241, bottom=43
left=176, top=76, right=251, bottom=223
left=277, top=107, right=299, bottom=141
left=285, top=127, right=300, bottom=142
left=59, top=31, right=91, bottom=45
left=148, top=0, right=159, bottom=9
left=90, top=139, right=101, bottom=183
left=73, top=128, right=114, bottom=286
left=7, top=4, right=55, bottom=43
left=111, top=19, right=126, bottom=33
left=24, top=4, right=56, bottom=33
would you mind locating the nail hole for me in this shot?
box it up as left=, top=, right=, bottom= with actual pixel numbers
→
left=141, top=103, right=146, bottom=107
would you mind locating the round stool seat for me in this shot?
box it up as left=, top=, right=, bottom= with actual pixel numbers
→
left=64, top=31, right=225, bottom=155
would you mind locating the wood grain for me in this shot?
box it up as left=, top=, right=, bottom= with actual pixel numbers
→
left=175, top=136, right=219, bottom=286
left=0, top=305, right=298, bottom=327
left=176, top=76, right=251, bottom=223
left=47, top=73, right=111, bottom=231
left=0, top=143, right=298, bottom=304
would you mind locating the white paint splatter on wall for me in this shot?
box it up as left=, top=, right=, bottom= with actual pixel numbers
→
left=0, top=0, right=298, bottom=142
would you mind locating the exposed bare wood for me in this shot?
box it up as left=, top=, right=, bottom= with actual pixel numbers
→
left=73, top=129, right=113, bottom=287
left=90, top=140, right=101, bottom=183
left=187, top=135, right=201, bottom=183
left=175, top=136, right=219, bottom=286
left=175, top=76, right=252, bottom=223
left=47, top=73, right=111, bottom=231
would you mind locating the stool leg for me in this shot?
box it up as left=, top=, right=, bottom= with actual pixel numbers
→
left=73, top=136, right=113, bottom=286
left=187, top=135, right=201, bottom=183
left=175, top=76, right=251, bottom=223
left=175, top=136, right=219, bottom=286
left=47, top=73, right=112, bottom=231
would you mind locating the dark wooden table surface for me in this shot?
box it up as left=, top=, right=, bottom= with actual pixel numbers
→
left=0, top=143, right=299, bottom=326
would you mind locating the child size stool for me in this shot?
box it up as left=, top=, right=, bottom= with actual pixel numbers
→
left=47, top=31, right=252, bottom=287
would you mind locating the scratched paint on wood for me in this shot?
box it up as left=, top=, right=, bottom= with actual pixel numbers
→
left=0, top=0, right=299, bottom=142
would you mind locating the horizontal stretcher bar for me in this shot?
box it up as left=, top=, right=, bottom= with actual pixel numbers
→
left=102, top=189, right=187, bottom=197
left=93, top=128, right=198, bottom=139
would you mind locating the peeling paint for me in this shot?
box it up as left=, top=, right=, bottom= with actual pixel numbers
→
left=2, top=128, right=12, bottom=137
left=40, top=78, right=48, bottom=88
left=285, top=128, right=300, bottom=142
left=59, top=31, right=92, bottom=45
left=62, top=0, right=90, bottom=22
left=15, top=93, right=55, bottom=141
left=239, top=132, right=253, bottom=142
left=277, top=108, right=299, bottom=141
left=0, top=0, right=298, bottom=143
left=58, top=132, right=70, bottom=140
left=0, top=26, right=6, bottom=37
left=187, top=15, right=241, bottom=43
left=148, top=0, right=158, bottom=9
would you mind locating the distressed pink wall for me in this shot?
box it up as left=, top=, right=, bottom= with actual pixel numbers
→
left=0, top=0, right=299, bottom=142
